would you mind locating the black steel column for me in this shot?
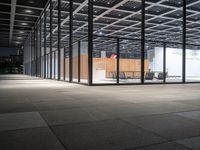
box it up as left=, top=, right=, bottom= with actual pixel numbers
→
left=44, top=11, right=47, bottom=78
left=78, top=41, right=81, bottom=82
left=163, top=42, right=166, bottom=83
left=88, top=0, right=93, bottom=85
left=63, top=47, right=66, bottom=80
left=50, top=0, right=53, bottom=79
left=35, top=26, right=38, bottom=77
left=39, top=19, right=42, bottom=77
left=69, top=0, right=73, bottom=82
left=182, top=0, right=186, bottom=83
left=141, top=0, right=145, bottom=84
left=30, top=32, right=32, bottom=76
left=57, top=0, right=61, bottom=80
left=54, top=51, right=56, bottom=78
left=117, top=38, right=119, bottom=84
left=33, top=30, right=35, bottom=76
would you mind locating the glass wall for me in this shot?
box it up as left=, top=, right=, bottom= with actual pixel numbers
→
left=24, top=0, right=200, bottom=85
left=92, top=0, right=142, bottom=84
left=71, top=0, right=88, bottom=83
left=186, top=1, right=200, bottom=82
left=145, top=0, right=183, bottom=83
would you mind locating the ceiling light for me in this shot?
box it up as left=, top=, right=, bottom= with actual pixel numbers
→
left=25, top=9, right=32, bottom=13
left=21, top=23, right=28, bottom=26
left=98, top=31, right=103, bottom=35
left=28, top=1, right=35, bottom=4
left=19, top=31, right=24, bottom=34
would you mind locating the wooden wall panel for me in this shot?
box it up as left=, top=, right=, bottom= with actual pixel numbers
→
left=65, top=56, right=149, bottom=79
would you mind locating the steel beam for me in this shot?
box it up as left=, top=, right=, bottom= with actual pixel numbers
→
left=9, top=0, right=17, bottom=46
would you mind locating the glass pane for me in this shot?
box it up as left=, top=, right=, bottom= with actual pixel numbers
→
left=119, top=39, right=141, bottom=84
left=52, top=51, right=55, bottom=79
left=145, top=0, right=183, bottom=83
left=166, top=44, right=182, bottom=82
left=80, top=38, right=88, bottom=83
left=65, top=47, right=70, bottom=81
left=144, top=42, right=164, bottom=83
left=93, top=36, right=117, bottom=84
left=186, top=45, right=200, bottom=82
left=72, top=42, right=78, bottom=82
left=186, top=1, right=200, bottom=82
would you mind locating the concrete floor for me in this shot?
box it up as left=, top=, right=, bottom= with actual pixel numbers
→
left=1, top=75, right=200, bottom=150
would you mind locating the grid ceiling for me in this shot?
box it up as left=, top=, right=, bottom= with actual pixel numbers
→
left=0, top=0, right=48, bottom=48
left=39, top=0, right=200, bottom=55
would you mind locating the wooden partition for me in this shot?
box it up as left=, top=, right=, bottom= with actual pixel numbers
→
left=65, top=55, right=149, bottom=80
left=93, top=58, right=149, bottom=78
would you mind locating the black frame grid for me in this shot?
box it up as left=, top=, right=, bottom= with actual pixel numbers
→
left=23, top=0, right=200, bottom=86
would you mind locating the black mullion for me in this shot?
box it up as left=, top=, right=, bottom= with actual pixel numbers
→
left=35, top=27, right=38, bottom=77
left=78, top=41, right=81, bottom=82
left=63, top=47, right=66, bottom=80
left=163, top=42, right=166, bottom=83
left=54, top=51, right=56, bottom=78
left=69, top=0, right=73, bottom=82
left=40, top=19, right=42, bottom=77
left=50, top=0, right=53, bottom=79
left=141, top=0, right=145, bottom=84
left=57, top=0, right=61, bottom=80
left=117, top=38, right=119, bottom=84
left=182, top=0, right=186, bottom=83
left=88, top=0, right=93, bottom=85
left=30, top=32, right=32, bottom=76
left=44, top=11, right=47, bottom=79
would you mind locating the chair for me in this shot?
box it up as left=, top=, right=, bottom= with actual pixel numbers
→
left=145, top=72, right=154, bottom=80
left=157, top=72, right=164, bottom=80
left=119, top=72, right=126, bottom=79
left=157, top=72, right=168, bottom=80
left=111, top=71, right=117, bottom=79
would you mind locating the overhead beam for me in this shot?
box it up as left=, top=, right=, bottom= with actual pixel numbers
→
left=9, top=0, right=17, bottom=47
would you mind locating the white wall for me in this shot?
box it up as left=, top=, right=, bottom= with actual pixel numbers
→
left=150, top=47, right=200, bottom=77
left=186, top=49, right=200, bottom=77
